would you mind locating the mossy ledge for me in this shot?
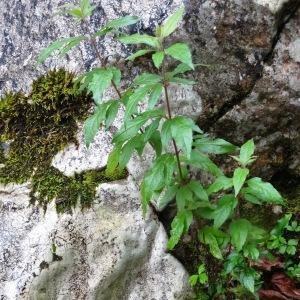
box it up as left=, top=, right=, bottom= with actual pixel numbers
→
left=0, top=69, right=125, bottom=213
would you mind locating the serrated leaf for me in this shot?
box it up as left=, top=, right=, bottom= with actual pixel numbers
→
left=113, top=109, right=164, bottom=144
left=168, top=210, right=193, bottom=250
left=84, top=105, right=107, bottom=147
left=126, top=49, right=154, bottom=61
left=165, top=43, right=194, bottom=69
left=160, top=6, right=184, bottom=38
left=118, top=34, right=160, bottom=48
left=148, top=83, right=163, bottom=109
left=189, top=275, right=199, bottom=286
left=134, top=73, right=161, bottom=85
left=187, top=180, right=208, bottom=202
left=240, top=139, right=255, bottom=166
left=230, top=219, right=251, bottom=252
left=233, top=167, right=249, bottom=196
left=94, top=27, right=113, bottom=37
left=149, top=131, right=162, bottom=156
left=152, top=51, right=165, bottom=69
left=198, top=227, right=225, bottom=259
left=190, top=150, right=223, bottom=177
left=110, top=67, right=121, bottom=87
left=194, top=137, right=237, bottom=154
left=80, top=0, right=96, bottom=18
left=37, top=37, right=86, bottom=64
left=171, top=116, right=194, bottom=158
left=124, top=85, right=152, bottom=120
left=87, top=69, right=113, bottom=104
left=106, top=16, right=140, bottom=29
left=157, top=185, right=178, bottom=209
left=240, top=269, right=255, bottom=293
left=166, top=63, right=193, bottom=78
left=245, top=177, right=284, bottom=204
left=213, top=195, right=238, bottom=228
left=106, top=144, right=122, bottom=175
left=207, top=176, right=233, bottom=195
left=176, top=186, right=192, bottom=211
left=105, top=101, right=119, bottom=129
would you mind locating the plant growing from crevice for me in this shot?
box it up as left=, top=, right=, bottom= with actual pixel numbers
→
left=38, top=1, right=286, bottom=297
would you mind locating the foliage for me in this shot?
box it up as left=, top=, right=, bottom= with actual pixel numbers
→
left=38, top=1, right=287, bottom=297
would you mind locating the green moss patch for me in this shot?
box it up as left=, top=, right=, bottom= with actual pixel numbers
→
left=0, top=69, right=125, bottom=212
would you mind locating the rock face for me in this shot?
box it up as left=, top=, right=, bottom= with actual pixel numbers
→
left=0, top=0, right=300, bottom=299
left=0, top=177, right=190, bottom=300
left=210, top=8, right=300, bottom=178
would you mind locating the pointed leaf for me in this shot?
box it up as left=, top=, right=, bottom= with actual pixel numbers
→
left=126, top=49, right=154, bottom=61
left=152, top=51, right=165, bottom=69
left=165, top=43, right=194, bottom=69
left=118, top=34, right=160, bottom=48
left=160, top=6, right=185, bottom=38
left=233, top=167, right=249, bottom=196
left=106, top=16, right=140, bottom=29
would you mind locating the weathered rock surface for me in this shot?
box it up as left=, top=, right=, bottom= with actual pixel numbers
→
left=211, top=8, right=300, bottom=178
left=0, top=175, right=191, bottom=300
left=1, top=0, right=300, bottom=299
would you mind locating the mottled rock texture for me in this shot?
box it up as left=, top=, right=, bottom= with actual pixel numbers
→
left=0, top=0, right=300, bottom=299
left=211, top=8, right=300, bottom=178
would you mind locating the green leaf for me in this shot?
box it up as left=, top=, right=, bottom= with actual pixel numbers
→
left=148, top=83, right=163, bottom=109
left=160, top=6, right=185, bottom=38
left=194, top=136, right=237, bottom=154
left=106, top=16, right=140, bottom=29
left=113, top=109, right=164, bottom=144
left=187, top=180, right=208, bottom=202
left=245, top=177, right=284, bottom=204
left=126, top=49, right=154, bottom=61
left=106, top=144, right=122, bottom=175
left=240, top=269, right=256, bottom=293
left=165, top=43, right=194, bottom=69
left=243, top=244, right=260, bottom=260
left=239, top=139, right=255, bottom=166
left=171, top=116, right=194, bottom=158
left=190, top=150, right=223, bottom=176
left=93, top=27, right=113, bottom=38
left=105, top=101, right=120, bottom=129
left=168, top=210, right=193, bottom=250
left=124, top=85, right=153, bottom=120
left=118, top=34, right=160, bottom=48
left=271, top=214, right=292, bottom=236
left=189, top=275, right=199, bottom=286
left=166, top=63, right=193, bottom=77
left=37, top=36, right=87, bottom=64
left=230, top=219, right=251, bottom=251
left=213, top=195, right=238, bottom=228
left=198, top=226, right=226, bottom=260
left=176, top=186, right=192, bottom=211
left=206, top=176, right=233, bottom=195
left=87, top=69, right=113, bottom=104
left=141, top=154, right=175, bottom=214
left=110, top=67, right=121, bottom=87
left=233, top=167, right=249, bottom=196
left=133, top=73, right=161, bottom=85
left=84, top=105, right=107, bottom=147
left=157, top=185, right=178, bottom=209
left=152, top=51, right=165, bottom=69
left=80, top=0, right=96, bottom=18
left=149, top=131, right=162, bottom=156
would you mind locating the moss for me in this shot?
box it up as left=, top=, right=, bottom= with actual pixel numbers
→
left=0, top=69, right=125, bottom=212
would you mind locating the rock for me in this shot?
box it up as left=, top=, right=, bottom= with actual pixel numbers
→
left=0, top=176, right=191, bottom=299
left=210, top=8, right=300, bottom=178
left=184, top=0, right=299, bottom=129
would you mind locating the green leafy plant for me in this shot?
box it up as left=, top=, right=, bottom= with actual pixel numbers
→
left=38, top=1, right=285, bottom=297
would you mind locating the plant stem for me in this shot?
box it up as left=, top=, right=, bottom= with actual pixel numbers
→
left=163, top=83, right=184, bottom=183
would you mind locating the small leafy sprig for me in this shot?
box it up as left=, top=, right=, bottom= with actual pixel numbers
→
left=38, top=1, right=285, bottom=297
